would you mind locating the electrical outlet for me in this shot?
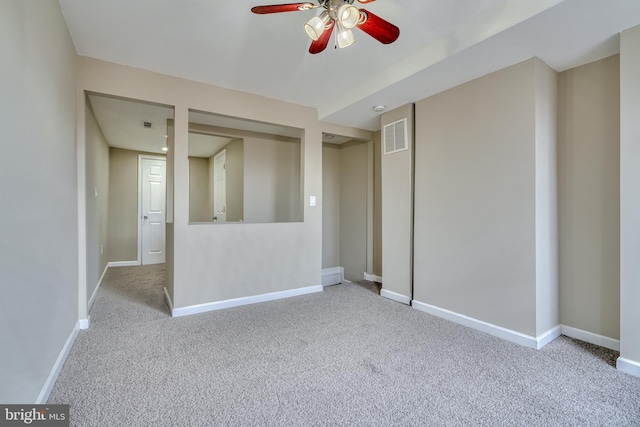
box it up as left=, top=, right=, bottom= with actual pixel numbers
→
left=310, top=196, right=316, bottom=207
left=94, top=187, right=98, bottom=198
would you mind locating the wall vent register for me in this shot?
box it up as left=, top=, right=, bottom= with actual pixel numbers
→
left=383, top=118, right=408, bottom=155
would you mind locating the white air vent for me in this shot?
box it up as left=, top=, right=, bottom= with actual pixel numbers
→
left=383, top=118, right=408, bottom=155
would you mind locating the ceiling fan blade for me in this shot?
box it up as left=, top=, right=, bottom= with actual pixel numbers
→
left=251, top=2, right=316, bottom=14
left=357, top=0, right=377, bottom=3
left=309, top=22, right=335, bottom=54
left=356, top=9, right=400, bottom=44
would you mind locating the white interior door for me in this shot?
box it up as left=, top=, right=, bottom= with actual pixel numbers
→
left=140, top=157, right=166, bottom=265
left=213, top=150, right=226, bottom=222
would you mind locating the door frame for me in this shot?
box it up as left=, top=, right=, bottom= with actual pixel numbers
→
left=213, top=149, right=226, bottom=222
left=137, top=154, right=167, bottom=265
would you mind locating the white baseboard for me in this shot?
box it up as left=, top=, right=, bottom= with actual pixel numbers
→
left=108, top=261, right=138, bottom=267
left=171, top=285, right=323, bottom=318
left=36, top=321, right=81, bottom=403
left=536, top=325, right=562, bottom=349
left=617, top=357, right=640, bottom=378
left=364, top=273, right=383, bottom=283
left=411, top=300, right=559, bottom=349
left=88, top=264, right=109, bottom=311
left=380, top=289, right=411, bottom=305
left=322, top=267, right=344, bottom=286
left=163, top=287, right=174, bottom=313
left=560, top=325, right=620, bottom=351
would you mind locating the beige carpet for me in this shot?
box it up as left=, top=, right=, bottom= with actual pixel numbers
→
left=49, top=264, right=640, bottom=426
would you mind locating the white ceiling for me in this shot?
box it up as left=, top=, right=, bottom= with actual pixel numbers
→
left=88, top=93, right=173, bottom=154
left=188, top=133, right=231, bottom=158
left=65, top=0, right=640, bottom=133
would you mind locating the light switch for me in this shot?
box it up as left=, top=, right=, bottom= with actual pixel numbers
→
left=310, top=196, right=317, bottom=207
left=94, top=187, right=98, bottom=198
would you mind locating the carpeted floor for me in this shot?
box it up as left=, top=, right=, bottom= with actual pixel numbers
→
left=49, top=265, right=640, bottom=426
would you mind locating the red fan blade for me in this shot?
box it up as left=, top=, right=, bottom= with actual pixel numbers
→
left=251, top=3, right=316, bottom=14
left=309, top=22, right=335, bottom=54
left=357, top=0, right=376, bottom=3
left=356, top=9, right=399, bottom=44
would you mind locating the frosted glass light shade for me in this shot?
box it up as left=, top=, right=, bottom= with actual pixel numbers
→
left=337, top=26, right=355, bottom=48
left=338, top=4, right=359, bottom=29
left=304, top=11, right=330, bottom=41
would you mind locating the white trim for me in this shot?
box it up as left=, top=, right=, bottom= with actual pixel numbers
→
left=536, top=325, right=562, bottom=349
left=380, top=289, right=411, bottom=305
left=560, top=325, right=620, bottom=351
left=171, top=285, right=323, bottom=318
left=78, top=317, right=90, bottom=330
left=88, top=264, right=108, bottom=310
left=364, top=273, right=383, bottom=283
left=164, top=287, right=174, bottom=313
left=322, top=267, right=343, bottom=286
left=36, top=321, right=81, bottom=404
left=617, top=357, right=640, bottom=378
left=107, top=261, right=139, bottom=267
left=213, top=149, right=227, bottom=222
left=411, top=300, right=560, bottom=349
left=137, top=155, right=143, bottom=266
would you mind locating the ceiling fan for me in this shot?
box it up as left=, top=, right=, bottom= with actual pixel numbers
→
left=251, top=0, right=400, bottom=54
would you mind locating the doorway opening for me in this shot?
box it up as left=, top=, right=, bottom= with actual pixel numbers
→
left=84, top=92, right=173, bottom=317
left=321, top=133, right=377, bottom=290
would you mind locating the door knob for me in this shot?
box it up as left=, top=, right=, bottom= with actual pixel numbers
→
left=143, top=216, right=148, bottom=220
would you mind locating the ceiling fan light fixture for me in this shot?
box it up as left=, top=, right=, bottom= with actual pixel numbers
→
left=336, top=25, right=355, bottom=48
left=337, top=4, right=359, bottom=29
left=304, top=11, right=330, bottom=41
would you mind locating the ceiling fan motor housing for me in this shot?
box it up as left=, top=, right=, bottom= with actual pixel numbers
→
left=318, top=0, right=356, bottom=7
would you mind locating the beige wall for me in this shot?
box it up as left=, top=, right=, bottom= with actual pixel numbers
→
left=558, top=55, right=620, bottom=339
left=381, top=104, right=414, bottom=301
left=413, top=59, right=544, bottom=336
left=188, top=157, right=210, bottom=222
left=85, top=101, right=110, bottom=303
left=620, top=25, right=640, bottom=368
left=243, top=136, right=301, bottom=223
left=108, top=147, right=139, bottom=262
left=322, top=144, right=341, bottom=269
left=0, top=1, right=78, bottom=403
left=78, top=56, right=323, bottom=308
left=340, top=141, right=369, bottom=281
